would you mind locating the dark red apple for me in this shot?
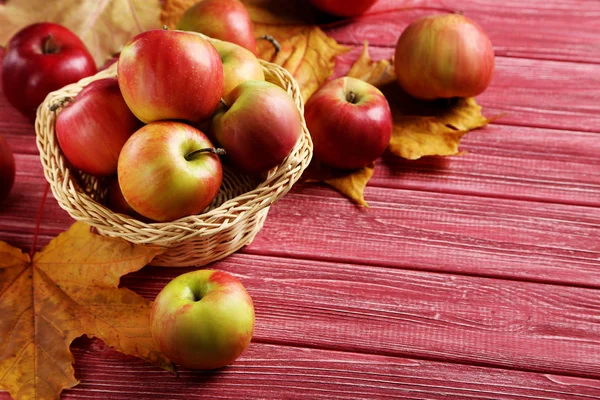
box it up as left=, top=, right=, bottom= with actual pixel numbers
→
left=304, top=76, right=392, bottom=170
left=309, top=0, right=378, bottom=17
left=0, top=135, right=16, bottom=202
left=177, top=0, right=258, bottom=55
left=2, top=22, right=97, bottom=120
left=55, top=78, right=142, bottom=177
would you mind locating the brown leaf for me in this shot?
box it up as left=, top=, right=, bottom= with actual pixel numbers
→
left=0, top=222, right=172, bottom=400
left=305, top=162, right=374, bottom=207
left=161, top=0, right=350, bottom=101
left=347, top=41, right=396, bottom=88
left=0, top=0, right=161, bottom=66
left=346, top=42, right=491, bottom=160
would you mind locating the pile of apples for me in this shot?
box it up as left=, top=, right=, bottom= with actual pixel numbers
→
left=55, top=27, right=301, bottom=223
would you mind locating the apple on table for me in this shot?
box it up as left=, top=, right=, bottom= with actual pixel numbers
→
left=309, top=0, right=378, bottom=17
left=2, top=22, right=97, bottom=120
left=304, top=76, right=393, bottom=170
left=151, top=269, right=255, bottom=370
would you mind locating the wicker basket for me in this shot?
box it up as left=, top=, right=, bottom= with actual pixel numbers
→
left=35, top=52, right=313, bottom=267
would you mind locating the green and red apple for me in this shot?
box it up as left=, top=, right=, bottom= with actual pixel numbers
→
left=117, top=121, right=223, bottom=222
left=304, top=76, right=392, bottom=170
left=150, top=269, right=255, bottom=370
left=211, top=38, right=264, bottom=96
left=118, top=29, right=224, bottom=124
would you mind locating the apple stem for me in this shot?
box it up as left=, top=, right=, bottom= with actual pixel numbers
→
left=346, top=91, right=357, bottom=104
left=162, top=25, right=169, bottom=30
left=49, top=96, right=73, bottom=112
left=257, top=34, right=281, bottom=54
left=219, top=98, right=229, bottom=109
left=43, top=34, right=60, bottom=54
left=184, top=147, right=226, bottom=161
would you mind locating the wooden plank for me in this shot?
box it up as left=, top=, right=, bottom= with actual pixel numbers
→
left=1, top=338, right=594, bottom=400
left=373, top=123, right=600, bottom=207
left=120, top=254, right=600, bottom=378
left=324, top=0, right=600, bottom=64
left=334, top=46, right=600, bottom=133
left=244, top=185, right=600, bottom=287
left=3, top=152, right=600, bottom=286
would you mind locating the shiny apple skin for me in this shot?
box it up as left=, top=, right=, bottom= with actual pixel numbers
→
left=304, top=77, right=392, bottom=170
left=151, top=269, right=255, bottom=370
left=117, top=29, right=224, bottom=124
left=394, top=14, right=495, bottom=100
left=309, top=0, right=378, bottom=17
left=2, top=22, right=97, bottom=120
left=0, top=135, right=16, bottom=203
left=117, top=121, right=223, bottom=222
left=211, top=39, right=265, bottom=96
left=177, top=0, right=258, bottom=55
left=55, top=78, right=142, bottom=176
left=211, top=80, right=302, bottom=174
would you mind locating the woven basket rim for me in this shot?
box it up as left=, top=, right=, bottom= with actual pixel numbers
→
left=35, top=34, right=312, bottom=246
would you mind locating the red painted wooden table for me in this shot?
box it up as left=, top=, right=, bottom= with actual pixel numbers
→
left=2, top=0, right=600, bottom=398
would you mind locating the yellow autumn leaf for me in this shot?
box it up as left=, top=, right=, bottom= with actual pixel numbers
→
left=0, top=0, right=161, bottom=66
left=0, top=222, right=172, bottom=400
left=304, top=161, right=374, bottom=207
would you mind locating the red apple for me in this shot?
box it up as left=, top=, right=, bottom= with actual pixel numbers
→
left=304, top=76, right=392, bottom=170
left=0, top=135, right=16, bottom=203
left=2, top=22, right=97, bottom=120
left=211, top=80, right=302, bottom=174
left=118, top=29, right=224, bottom=124
left=151, top=269, right=255, bottom=370
left=118, top=121, right=223, bottom=222
left=211, top=39, right=264, bottom=96
left=177, top=0, right=258, bottom=55
left=394, top=14, right=495, bottom=100
left=309, top=0, right=378, bottom=17
left=55, top=78, right=142, bottom=176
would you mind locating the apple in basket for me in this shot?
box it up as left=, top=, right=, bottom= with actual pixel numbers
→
left=118, top=29, right=223, bottom=124
left=117, top=121, right=223, bottom=222
left=304, top=76, right=392, bottom=170
left=211, top=39, right=265, bottom=96
left=55, top=78, right=142, bottom=176
left=177, top=0, right=258, bottom=55
left=151, top=269, right=255, bottom=370
left=2, top=22, right=97, bottom=120
left=211, top=80, right=302, bottom=174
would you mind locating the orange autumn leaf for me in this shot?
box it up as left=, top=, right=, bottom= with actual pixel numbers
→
left=0, top=0, right=161, bottom=66
left=0, top=222, right=172, bottom=400
left=347, top=41, right=396, bottom=88
left=304, top=162, right=374, bottom=207
left=348, top=43, right=491, bottom=160
left=161, top=0, right=350, bottom=101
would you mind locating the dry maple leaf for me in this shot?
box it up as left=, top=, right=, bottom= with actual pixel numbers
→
left=0, top=0, right=161, bottom=66
left=0, top=222, right=173, bottom=400
left=161, top=0, right=350, bottom=101
left=347, top=41, right=396, bottom=88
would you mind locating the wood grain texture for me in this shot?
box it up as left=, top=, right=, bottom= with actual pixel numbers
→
left=116, top=254, right=600, bottom=379
left=323, top=0, right=600, bottom=64
left=0, top=339, right=595, bottom=400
